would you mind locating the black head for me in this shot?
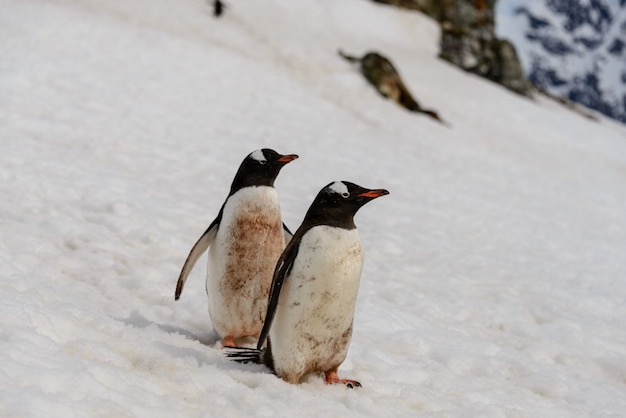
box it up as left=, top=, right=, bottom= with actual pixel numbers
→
left=229, top=149, right=298, bottom=195
left=302, top=181, right=389, bottom=230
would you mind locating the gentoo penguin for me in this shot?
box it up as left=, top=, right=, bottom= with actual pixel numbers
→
left=338, top=50, right=444, bottom=123
left=175, top=149, right=298, bottom=348
left=227, top=181, right=388, bottom=387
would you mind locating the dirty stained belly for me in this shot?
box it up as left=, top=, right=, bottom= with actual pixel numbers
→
left=207, top=188, right=284, bottom=337
left=272, top=226, right=363, bottom=372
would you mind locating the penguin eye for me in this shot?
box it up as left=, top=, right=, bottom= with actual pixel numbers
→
left=258, top=160, right=267, bottom=165
left=341, top=192, right=350, bottom=198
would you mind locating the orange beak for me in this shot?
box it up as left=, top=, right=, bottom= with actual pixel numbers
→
left=277, top=154, right=299, bottom=163
left=358, top=189, right=389, bottom=198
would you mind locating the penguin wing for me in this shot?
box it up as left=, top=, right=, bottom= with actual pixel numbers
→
left=282, top=222, right=294, bottom=244
left=174, top=211, right=222, bottom=300
left=256, top=236, right=301, bottom=349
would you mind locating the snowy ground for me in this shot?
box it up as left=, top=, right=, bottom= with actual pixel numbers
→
left=2, top=0, right=626, bottom=416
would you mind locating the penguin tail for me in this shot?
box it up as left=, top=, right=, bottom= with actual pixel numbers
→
left=421, top=109, right=446, bottom=125
left=224, top=347, right=264, bottom=365
left=338, top=49, right=360, bottom=63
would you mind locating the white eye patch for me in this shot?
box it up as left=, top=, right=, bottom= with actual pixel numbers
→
left=328, top=181, right=349, bottom=197
left=250, top=149, right=267, bottom=163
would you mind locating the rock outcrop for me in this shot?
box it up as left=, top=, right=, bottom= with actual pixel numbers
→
left=501, top=1, right=626, bottom=124
left=372, top=0, right=531, bottom=96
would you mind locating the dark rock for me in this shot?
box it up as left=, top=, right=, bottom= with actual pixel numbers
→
left=515, top=7, right=551, bottom=30
left=528, top=61, right=568, bottom=88
left=547, top=0, right=612, bottom=34
left=568, top=72, right=618, bottom=119
left=526, top=32, right=574, bottom=55
left=608, top=39, right=625, bottom=56
left=371, top=0, right=532, bottom=96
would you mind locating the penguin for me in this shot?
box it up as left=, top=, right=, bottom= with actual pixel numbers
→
left=213, top=0, right=225, bottom=17
left=227, top=181, right=388, bottom=387
left=338, top=50, right=445, bottom=124
left=175, top=148, right=298, bottom=348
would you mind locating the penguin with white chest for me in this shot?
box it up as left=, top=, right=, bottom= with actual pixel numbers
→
left=227, top=181, right=388, bottom=387
left=175, top=149, right=298, bottom=348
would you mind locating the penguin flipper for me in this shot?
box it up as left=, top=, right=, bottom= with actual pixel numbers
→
left=282, top=222, right=293, bottom=244
left=175, top=218, right=219, bottom=300
left=256, top=238, right=300, bottom=349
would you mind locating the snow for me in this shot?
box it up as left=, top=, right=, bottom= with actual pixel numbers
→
left=2, top=0, right=626, bottom=417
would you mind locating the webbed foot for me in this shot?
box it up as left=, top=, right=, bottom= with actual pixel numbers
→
left=324, top=370, right=362, bottom=389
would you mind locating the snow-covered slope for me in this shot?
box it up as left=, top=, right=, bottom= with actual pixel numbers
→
left=497, top=0, right=626, bottom=123
left=2, top=0, right=626, bottom=416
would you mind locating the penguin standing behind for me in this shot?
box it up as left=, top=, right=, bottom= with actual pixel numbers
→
left=227, top=181, right=388, bottom=387
left=175, top=149, right=298, bottom=348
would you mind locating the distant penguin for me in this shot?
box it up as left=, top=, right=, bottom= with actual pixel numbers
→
left=175, top=149, right=298, bottom=348
left=213, top=0, right=225, bottom=17
left=227, top=181, right=388, bottom=387
left=339, top=50, right=445, bottom=124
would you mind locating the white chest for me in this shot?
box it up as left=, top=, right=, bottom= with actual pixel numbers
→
left=289, top=226, right=363, bottom=297
left=206, top=186, right=285, bottom=336
left=270, top=226, right=363, bottom=373
left=209, top=186, right=283, bottom=278
left=218, top=186, right=281, bottom=239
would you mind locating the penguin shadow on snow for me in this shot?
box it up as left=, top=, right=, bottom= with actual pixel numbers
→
left=121, top=310, right=220, bottom=348
left=119, top=311, right=270, bottom=376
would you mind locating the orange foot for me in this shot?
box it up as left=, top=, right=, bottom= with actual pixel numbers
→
left=222, top=336, right=237, bottom=348
left=324, top=370, right=362, bottom=389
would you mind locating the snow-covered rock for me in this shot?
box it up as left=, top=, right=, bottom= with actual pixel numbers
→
left=497, top=0, right=626, bottom=123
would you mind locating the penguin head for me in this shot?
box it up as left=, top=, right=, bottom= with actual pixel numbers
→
left=229, top=149, right=298, bottom=194
left=305, top=181, right=389, bottom=229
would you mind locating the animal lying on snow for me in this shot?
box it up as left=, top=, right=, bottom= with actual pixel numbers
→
left=339, top=50, right=445, bottom=124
